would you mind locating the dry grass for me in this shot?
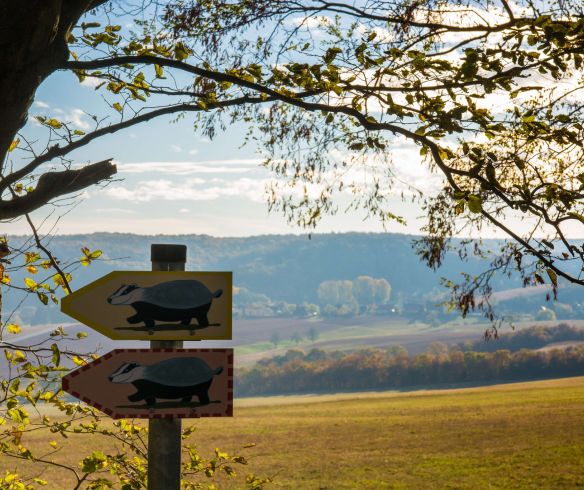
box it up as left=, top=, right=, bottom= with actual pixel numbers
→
left=3, top=377, right=584, bottom=489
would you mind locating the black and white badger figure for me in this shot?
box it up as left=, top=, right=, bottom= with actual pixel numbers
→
left=108, top=357, right=224, bottom=406
left=107, top=280, right=223, bottom=334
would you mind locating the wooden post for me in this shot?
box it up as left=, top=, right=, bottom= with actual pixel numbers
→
left=148, top=244, right=186, bottom=490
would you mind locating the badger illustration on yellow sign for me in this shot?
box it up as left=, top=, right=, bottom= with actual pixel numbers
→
left=61, top=271, right=232, bottom=340
left=62, top=349, right=233, bottom=419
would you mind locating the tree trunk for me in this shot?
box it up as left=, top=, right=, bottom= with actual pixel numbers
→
left=0, top=0, right=107, bottom=165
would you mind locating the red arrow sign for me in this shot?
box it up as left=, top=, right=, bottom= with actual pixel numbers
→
left=62, top=349, right=233, bottom=419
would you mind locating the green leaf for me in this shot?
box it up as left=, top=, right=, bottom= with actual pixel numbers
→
left=174, top=42, right=190, bottom=61
left=467, top=195, right=482, bottom=213
left=51, top=343, right=60, bottom=366
left=81, top=450, right=108, bottom=473
left=324, top=47, right=342, bottom=64
left=154, top=64, right=164, bottom=78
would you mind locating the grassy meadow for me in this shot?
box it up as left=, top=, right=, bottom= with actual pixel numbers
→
left=3, top=377, right=584, bottom=488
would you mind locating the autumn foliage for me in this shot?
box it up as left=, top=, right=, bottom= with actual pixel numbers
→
left=237, top=325, right=584, bottom=396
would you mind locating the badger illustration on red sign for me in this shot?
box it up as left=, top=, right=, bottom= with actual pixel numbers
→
left=108, top=356, right=223, bottom=406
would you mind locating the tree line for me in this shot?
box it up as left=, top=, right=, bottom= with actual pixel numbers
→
left=317, top=276, right=391, bottom=316
left=236, top=345, right=584, bottom=397
left=458, top=323, right=584, bottom=352
left=233, top=275, right=391, bottom=318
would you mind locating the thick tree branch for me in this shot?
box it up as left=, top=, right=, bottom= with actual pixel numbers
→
left=0, top=159, right=116, bottom=220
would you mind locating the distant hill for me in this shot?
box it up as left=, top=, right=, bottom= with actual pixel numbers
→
left=4, top=232, right=580, bottom=325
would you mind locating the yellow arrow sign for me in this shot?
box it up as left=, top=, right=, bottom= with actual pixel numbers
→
left=61, top=271, right=232, bottom=340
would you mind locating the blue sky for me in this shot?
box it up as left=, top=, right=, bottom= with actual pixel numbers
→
left=7, top=67, right=434, bottom=237
left=7, top=2, right=581, bottom=239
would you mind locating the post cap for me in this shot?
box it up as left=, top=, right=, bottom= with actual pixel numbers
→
left=150, top=244, right=187, bottom=263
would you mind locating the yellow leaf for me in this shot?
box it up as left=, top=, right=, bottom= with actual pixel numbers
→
left=46, top=118, right=63, bottom=129
left=24, top=277, right=38, bottom=290
left=8, top=138, right=20, bottom=152
left=72, top=356, right=87, bottom=366
left=113, top=102, right=123, bottom=113
left=1, top=274, right=11, bottom=285
left=7, top=324, right=21, bottom=334
left=13, top=350, right=26, bottom=363
left=49, top=441, right=58, bottom=449
left=25, top=252, right=40, bottom=264
left=546, top=268, right=558, bottom=287
left=26, top=265, right=37, bottom=274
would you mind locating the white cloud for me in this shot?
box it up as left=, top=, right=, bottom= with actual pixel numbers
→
left=116, top=159, right=262, bottom=175
left=80, top=76, right=104, bottom=89
left=104, top=177, right=267, bottom=203
left=286, top=15, right=329, bottom=29
left=179, top=208, right=190, bottom=213
left=188, top=149, right=199, bottom=156
left=170, top=144, right=182, bottom=153
left=32, top=106, right=92, bottom=130
left=67, top=108, right=91, bottom=130
left=95, top=207, right=137, bottom=214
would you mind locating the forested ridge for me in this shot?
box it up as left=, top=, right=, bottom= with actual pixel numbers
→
left=7, top=232, right=584, bottom=325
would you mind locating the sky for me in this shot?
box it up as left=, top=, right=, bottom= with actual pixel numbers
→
left=5, top=2, right=582, bottom=239
left=8, top=69, right=437, bottom=238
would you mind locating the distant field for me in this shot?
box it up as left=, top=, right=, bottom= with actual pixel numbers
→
left=4, top=377, right=584, bottom=489
left=234, top=317, right=584, bottom=366
left=11, top=318, right=584, bottom=369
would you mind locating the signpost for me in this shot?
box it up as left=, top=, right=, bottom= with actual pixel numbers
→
left=61, top=270, right=232, bottom=340
left=62, top=348, right=233, bottom=419
left=61, top=244, right=233, bottom=489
